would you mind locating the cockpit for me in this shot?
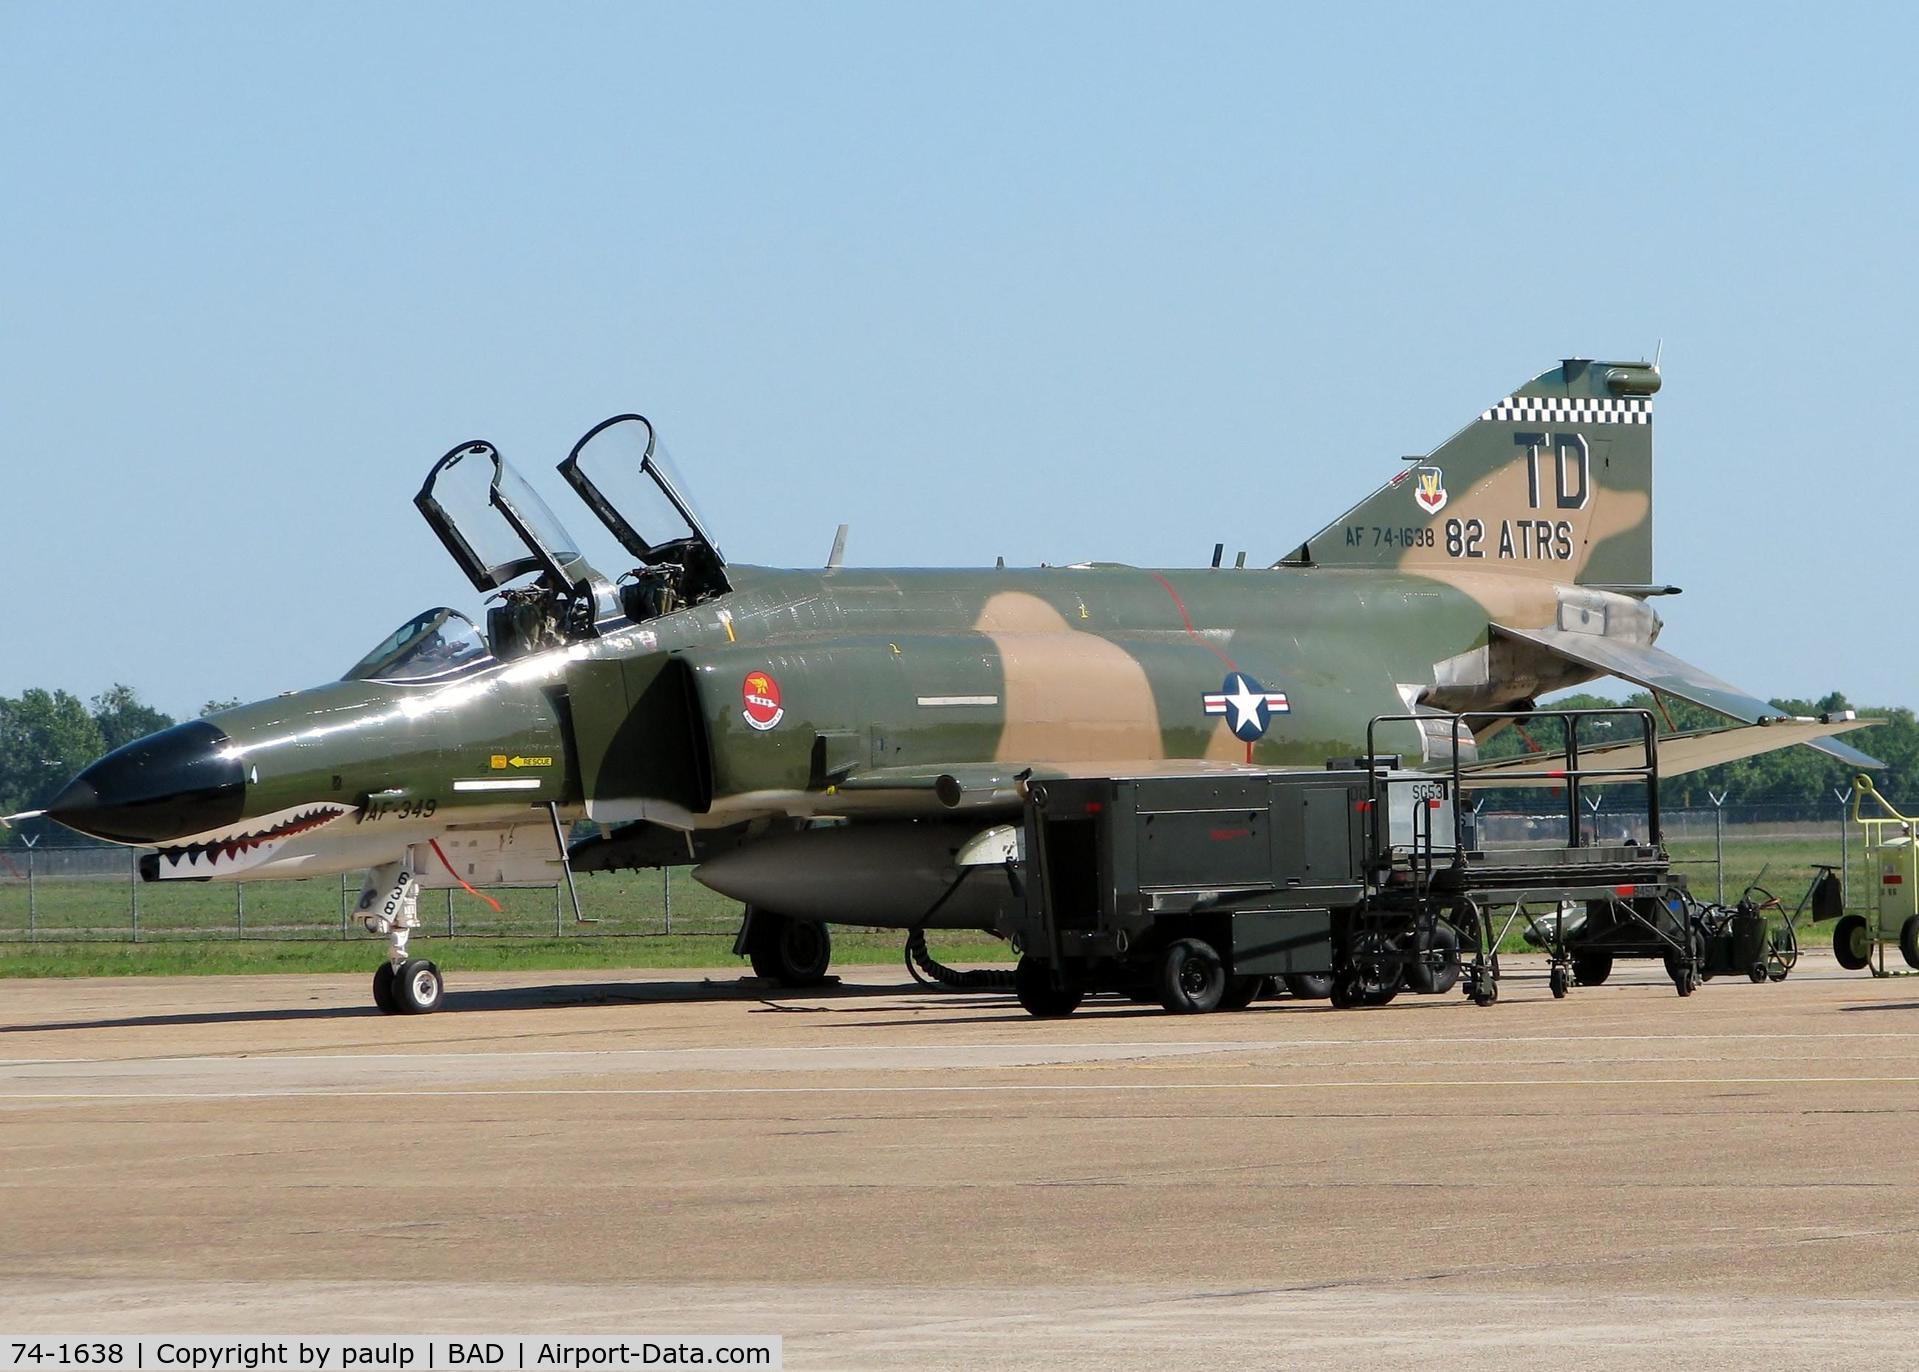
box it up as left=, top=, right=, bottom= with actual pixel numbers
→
left=344, top=607, right=491, bottom=683
left=343, top=414, right=731, bottom=679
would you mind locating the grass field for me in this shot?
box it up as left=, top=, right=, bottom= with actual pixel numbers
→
left=0, top=831, right=1874, bottom=978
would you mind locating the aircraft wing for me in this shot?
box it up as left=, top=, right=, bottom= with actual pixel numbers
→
left=1493, top=623, right=1885, bottom=769
left=1459, top=716, right=1878, bottom=786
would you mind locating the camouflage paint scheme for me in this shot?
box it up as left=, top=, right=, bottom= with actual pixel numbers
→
left=37, top=358, right=1875, bottom=940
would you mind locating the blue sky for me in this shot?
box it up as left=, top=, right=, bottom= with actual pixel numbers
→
left=3, top=3, right=1913, bottom=717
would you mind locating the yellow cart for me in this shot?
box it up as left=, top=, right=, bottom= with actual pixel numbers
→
left=1836, top=775, right=1919, bottom=975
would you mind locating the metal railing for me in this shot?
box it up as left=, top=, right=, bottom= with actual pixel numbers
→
left=1364, top=708, right=1663, bottom=859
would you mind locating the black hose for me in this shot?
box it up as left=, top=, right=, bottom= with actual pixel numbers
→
left=905, top=927, right=1017, bottom=991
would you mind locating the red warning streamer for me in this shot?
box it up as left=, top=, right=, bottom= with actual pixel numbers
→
left=429, top=838, right=503, bottom=912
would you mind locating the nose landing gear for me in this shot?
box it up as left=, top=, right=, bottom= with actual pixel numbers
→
left=359, top=853, right=445, bottom=1014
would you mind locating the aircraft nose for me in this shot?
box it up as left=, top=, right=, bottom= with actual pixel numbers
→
left=46, top=720, right=247, bottom=845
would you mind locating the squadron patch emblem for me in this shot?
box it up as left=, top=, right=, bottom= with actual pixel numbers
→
left=742, top=671, right=785, bottom=731
left=1202, top=672, right=1291, bottom=743
left=1413, top=466, right=1448, bottom=515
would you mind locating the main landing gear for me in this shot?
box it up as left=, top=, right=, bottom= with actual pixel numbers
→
left=741, top=907, right=834, bottom=987
left=359, top=853, right=444, bottom=1014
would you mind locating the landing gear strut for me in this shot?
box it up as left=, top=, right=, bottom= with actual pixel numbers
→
left=358, top=853, right=444, bottom=1014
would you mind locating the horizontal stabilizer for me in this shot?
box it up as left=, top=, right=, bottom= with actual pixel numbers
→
left=1493, top=622, right=1884, bottom=769
left=1460, top=717, right=1878, bottom=786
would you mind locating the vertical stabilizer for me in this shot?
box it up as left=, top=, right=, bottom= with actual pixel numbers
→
left=1282, top=359, right=1662, bottom=588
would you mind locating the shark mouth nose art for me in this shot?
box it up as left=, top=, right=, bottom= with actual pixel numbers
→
left=146, top=803, right=358, bottom=878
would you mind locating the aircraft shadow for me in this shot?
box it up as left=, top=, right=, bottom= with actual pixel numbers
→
left=0, top=976, right=910, bottom=1034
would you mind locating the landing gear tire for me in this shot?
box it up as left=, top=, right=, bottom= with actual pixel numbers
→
left=1281, top=972, right=1334, bottom=1000
left=1571, top=950, right=1614, bottom=986
left=1834, top=914, right=1872, bottom=971
left=1157, top=938, right=1227, bottom=1014
left=1549, top=963, right=1570, bottom=999
left=1015, top=955, right=1083, bottom=1018
left=372, top=961, right=398, bottom=1014
left=1217, top=975, right=1265, bottom=1012
left=746, top=909, right=834, bottom=986
left=395, top=959, right=443, bottom=1014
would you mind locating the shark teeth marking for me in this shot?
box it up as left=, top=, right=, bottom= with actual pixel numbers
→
left=157, top=803, right=354, bottom=876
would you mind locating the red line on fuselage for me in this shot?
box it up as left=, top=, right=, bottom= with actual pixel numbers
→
left=1149, top=572, right=1237, bottom=670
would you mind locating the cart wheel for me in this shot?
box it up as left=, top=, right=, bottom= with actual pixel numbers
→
left=1469, top=973, right=1498, bottom=1007
left=1748, top=963, right=1768, bottom=983
left=1157, top=938, right=1226, bottom=1014
left=1281, top=972, right=1334, bottom=1001
left=1406, top=920, right=1461, bottom=995
left=1571, top=950, right=1613, bottom=986
left=1549, top=964, right=1570, bottom=999
left=1833, top=914, right=1872, bottom=971
left=1766, top=958, right=1789, bottom=982
left=1901, top=917, right=1919, bottom=971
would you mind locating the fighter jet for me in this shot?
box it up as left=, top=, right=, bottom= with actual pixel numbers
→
left=17, top=359, right=1878, bottom=1012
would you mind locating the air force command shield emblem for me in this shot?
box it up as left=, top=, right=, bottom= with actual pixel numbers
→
left=1404, top=470, right=1443, bottom=518
left=1413, top=466, right=1448, bottom=515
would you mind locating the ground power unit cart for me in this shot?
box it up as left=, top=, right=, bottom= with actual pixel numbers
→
left=1005, top=709, right=1743, bottom=1017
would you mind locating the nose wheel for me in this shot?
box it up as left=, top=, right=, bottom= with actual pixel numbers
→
left=373, top=958, right=443, bottom=1014
left=359, top=852, right=446, bottom=1015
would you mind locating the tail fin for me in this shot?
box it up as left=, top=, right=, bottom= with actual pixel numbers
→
left=1281, top=358, right=1662, bottom=589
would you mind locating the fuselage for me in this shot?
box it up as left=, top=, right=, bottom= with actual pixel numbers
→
left=46, top=560, right=1601, bottom=885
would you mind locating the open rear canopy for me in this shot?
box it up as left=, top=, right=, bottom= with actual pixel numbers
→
left=558, top=415, right=728, bottom=594
left=416, top=440, right=598, bottom=593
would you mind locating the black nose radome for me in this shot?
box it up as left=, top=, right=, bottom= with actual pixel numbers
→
left=46, top=720, right=247, bottom=845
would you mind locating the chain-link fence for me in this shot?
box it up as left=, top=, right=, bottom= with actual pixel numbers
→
left=0, top=844, right=741, bottom=942
left=0, top=799, right=1880, bottom=943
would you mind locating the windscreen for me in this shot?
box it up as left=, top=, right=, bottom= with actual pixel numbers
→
left=344, top=608, right=490, bottom=682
